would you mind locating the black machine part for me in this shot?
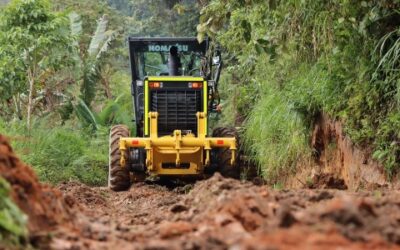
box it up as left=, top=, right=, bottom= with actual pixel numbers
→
left=128, top=37, right=223, bottom=137
left=128, top=148, right=146, bottom=172
left=168, top=46, right=181, bottom=76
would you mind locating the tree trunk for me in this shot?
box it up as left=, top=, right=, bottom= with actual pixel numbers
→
left=27, top=69, right=35, bottom=130
left=101, top=76, right=112, bottom=99
left=13, top=95, right=22, bottom=120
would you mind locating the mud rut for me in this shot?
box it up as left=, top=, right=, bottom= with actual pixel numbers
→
left=2, top=134, right=400, bottom=250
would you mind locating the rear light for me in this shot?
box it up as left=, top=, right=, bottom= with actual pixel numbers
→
left=132, top=140, right=139, bottom=145
left=217, top=140, right=224, bottom=145
left=149, top=82, right=162, bottom=88
left=189, top=82, right=203, bottom=88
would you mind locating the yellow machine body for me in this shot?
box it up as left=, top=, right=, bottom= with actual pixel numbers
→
left=119, top=76, right=236, bottom=176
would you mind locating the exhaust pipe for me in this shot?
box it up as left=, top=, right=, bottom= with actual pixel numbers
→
left=168, top=46, right=181, bottom=76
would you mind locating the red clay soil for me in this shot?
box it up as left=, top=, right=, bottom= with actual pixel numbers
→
left=2, top=134, right=400, bottom=250
left=310, top=113, right=390, bottom=189
left=50, top=175, right=400, bottom=250
left=0, top=135, right=76, bottom=239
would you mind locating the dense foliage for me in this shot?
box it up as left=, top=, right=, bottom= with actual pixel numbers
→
left=198, top=0, right=400, bottom=180
left=120, top=0, right=199, bottom=36
left=0, top=0, right=199, bottom=185
left=0, top=0, right=73, bottom=128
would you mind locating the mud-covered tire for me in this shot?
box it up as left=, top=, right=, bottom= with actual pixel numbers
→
left=212, top=127, right=240, bottom=179
left=108, top=125, right=131, bottom=191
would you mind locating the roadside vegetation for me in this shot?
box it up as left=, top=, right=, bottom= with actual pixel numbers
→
left=1, top=0, right=400, bottom=186
left=0, top=0, right=199, bottom=185
left=0, top=177, right=27, bottom=249
left=4, top=0, right=400, bottom=247
left=198, top=0, right=400, bottom=181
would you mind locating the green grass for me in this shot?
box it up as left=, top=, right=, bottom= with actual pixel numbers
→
left=244, top=86, right=309, bottom=181
left=0, top=177, right=27, bottom=248
left=0, top=117, right=108, bottom=186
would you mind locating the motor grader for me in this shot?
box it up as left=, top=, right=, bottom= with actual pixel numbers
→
left=108, top=37, right=239, bottom=191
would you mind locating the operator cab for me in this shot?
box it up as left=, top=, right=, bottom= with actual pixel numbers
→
left=128, top=37, right=221, bottom=137
left=129, top=37, right=208, bottom=80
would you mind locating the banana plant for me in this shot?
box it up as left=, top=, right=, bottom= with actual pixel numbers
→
left=69, top=12, right=116, bottom=107
left=74, top=93, right=133, bottom=132
left=65, top=12, right=120, bottom=130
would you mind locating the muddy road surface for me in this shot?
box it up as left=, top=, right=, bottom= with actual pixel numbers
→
left=2, top=133, right=400, bottom=250
left=39, top=174, right=399, bottom=250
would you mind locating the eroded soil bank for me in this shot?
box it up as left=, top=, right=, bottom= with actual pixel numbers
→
left=286, top=113, right=397, bottom=190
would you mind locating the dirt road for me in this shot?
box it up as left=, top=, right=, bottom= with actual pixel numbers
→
left=2, top=134, right=400, bottom=250
left=38, top=174, right=399, bottom=250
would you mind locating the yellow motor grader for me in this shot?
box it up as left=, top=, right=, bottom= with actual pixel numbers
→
left=109, top=37, right=239, bottom=191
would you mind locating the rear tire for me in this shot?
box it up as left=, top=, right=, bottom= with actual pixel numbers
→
left=109, top=125, right=131, bottom=191
left=212, top=127, right=241, bottom=179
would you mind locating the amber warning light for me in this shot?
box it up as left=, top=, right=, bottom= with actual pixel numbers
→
left=149, top=82, right=162, bottom=88
left=188, top=82, right=203, bottom=89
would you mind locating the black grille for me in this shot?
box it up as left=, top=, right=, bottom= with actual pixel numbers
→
left=151, top=90, right=202, bottom=136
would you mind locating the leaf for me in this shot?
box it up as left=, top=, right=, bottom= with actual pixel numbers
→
left=69, top=12, right=82, bottom=37
left=205, top=17, right=214, bottom=25
left=241, top=20, right=252, bottom=42
left=74, top=98, right=100, bottom=130
left=0, top=206, right=25, bottom=236
left=88, top=15, right=108, bottom=57
left=173, top=4, right=186, bottom=15
left=257, top=39, right=270, bottom=47
left=372, top=150, right=387, bottom=160
left=197, top=32, right=205, bottom=43
left=196, top=23, right=206, bottom=33
left=255, top=43, right=264, bottom=54
left=97, top=99, right=120, bottom=125
left=96, top=31, right=116, bottom=60
left=80, top=60, right=99, bottom=106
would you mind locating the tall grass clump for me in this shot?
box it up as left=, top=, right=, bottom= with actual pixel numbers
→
left=0, top=117, right=108, bottom=186
left=244, top=88, right=309, bottom=180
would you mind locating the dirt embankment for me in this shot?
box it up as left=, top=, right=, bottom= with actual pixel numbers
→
left=0, top=135, right=76, bottom=239
left=2, top=134, right=400, bottom=250
left=287, top=113, right=394, bottom=190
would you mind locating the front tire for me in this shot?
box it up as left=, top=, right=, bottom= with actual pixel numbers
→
left=109, top=125, right=131, bottom=191
left=212, top=127, right=241, bottom=179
